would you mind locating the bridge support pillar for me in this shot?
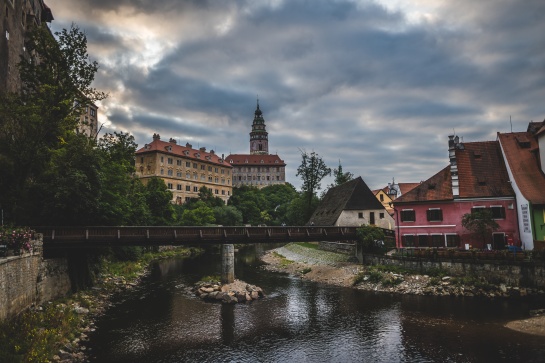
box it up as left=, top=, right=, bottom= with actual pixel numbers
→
left=221, top=244, right=235, bottom=284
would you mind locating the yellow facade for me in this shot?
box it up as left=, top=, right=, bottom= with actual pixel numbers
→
left=135, top=136, right=232, bottom=204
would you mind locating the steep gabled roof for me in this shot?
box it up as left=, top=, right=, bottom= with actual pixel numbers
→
left=308, top=177, right=384, bottom=225
left=456, top=141, right=514, bottom=198
left=498, top=132, right=545, bottom=204
left=395, top=166, right=453, bottom=203
left=225, top=154, right=286, bottom=166
left=399, top=183, right=420, bottom=195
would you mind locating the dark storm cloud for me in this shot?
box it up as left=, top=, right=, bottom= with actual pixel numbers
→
left=47, top=0, right=545, bottom=189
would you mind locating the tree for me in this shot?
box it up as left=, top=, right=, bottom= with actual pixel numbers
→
left=144, top=177, right=174, bottom=226
left=214, top=205, right=243, bottom=226
left=356, top=225, right=386, bottom=253
left=296, top=150, right=331, bottom=219
left=461, top=209, right=499, bottom=248
left=260, top=183, right=298, bottom=225
left=333, top=160, right=354, bottom=186
left=0, top=24, right=106, bottom=224
left=180, top=201, right=215, bottom=226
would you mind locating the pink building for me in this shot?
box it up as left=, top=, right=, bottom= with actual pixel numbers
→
left=393, top=136, right=520, bottom=250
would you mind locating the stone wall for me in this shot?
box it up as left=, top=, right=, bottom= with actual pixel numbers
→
left=0, top=235, right=71, bottom=321
left=362, top=254, right=545, bottom=288
left=319, top=241, right=356, bottom=255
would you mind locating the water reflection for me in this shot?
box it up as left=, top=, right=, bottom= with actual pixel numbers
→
left=85, top=245, right=545, bottom=363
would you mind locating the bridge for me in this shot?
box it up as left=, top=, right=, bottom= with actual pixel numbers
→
left=35, top=226, right=363, bottom=248
left=34, top=225, right=393, bottom=285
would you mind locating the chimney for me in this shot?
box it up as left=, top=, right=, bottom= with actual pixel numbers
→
left=169, top=138, right=177, bottom=144
left=152, top=133, right=160, bottom=140
left=200, top=147, right=206, bottom=152
left=186, top=142, right=192, bottom=149
left=449, top=135, right=459, bottom=197
left=210, top=150, right=215, bottom=155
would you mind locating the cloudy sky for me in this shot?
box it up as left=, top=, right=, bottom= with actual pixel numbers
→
left=47, top=0, right=544, bottom=190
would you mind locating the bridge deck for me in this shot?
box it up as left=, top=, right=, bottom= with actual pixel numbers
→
left=34, top=226, right=366, bottom=248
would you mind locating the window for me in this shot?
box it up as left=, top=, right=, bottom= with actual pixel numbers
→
left=177, top=172, right=182, bottom=177
left=177, top=184, right=182, bottom=190
left=167, top=183, right=173, bottom=189
left=358, top=212, right=364, bottom=219
left=379, top=213, right=384, bottom=219
left=186, top=162, right=191, bottom=167
left=201, top=165, right=205, bottom=170
left=208, top=166, right=212, bottom=171
left=193, top=163, right=197, bottom=169
left=215, top=189, right=219, bottom=194
left=160, top=156, right=164, bottom=163
left=402, top=235, right=415, bottom=247
left=186, top=185, right=191, bottom=191
left=90, top=108, right=96, bottom=116
left=221, top=169, right=225, bottom=174
left=446, top=234, right=459, bottom=247
left=490, top=206, right=505, bottom=219
left=471, top=206, right=485, bottom=214
left=193, top=174, right=198, bottom=180
left=400, top=210, right=415, bottom=222
left=215, top=167, right=218, bottom=173
left=185, top=197, right=191, bottom=202
left=380, top=194, right=384, bottom=202
left=167, top=170, right=173, bottom=176
left=193, top=186, right=198, bottom=192
left=201, top=174, right=205, bottom=180
left=417, top=235, right=429, bottom=247
left=177, top=160, right=182, bottom=166
left=140, top=157, right=144, bottom=163
left=186, top=172, right=190, bottom=179
left=431, top=234, right=443, bottom=247
left=222, top=190, right=225, bottom=195
left=160, top=169, right=164, bottom=175
left=427, top=208, right=443, bottom=222
left=208, top=176, right=213, bottom=182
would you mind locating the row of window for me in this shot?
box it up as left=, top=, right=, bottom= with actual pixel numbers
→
left=400, top=206, right=506, bottom=222
left=160, top=169, right=230, bottom=184
left=148, top=156, right=230, bottom=175
left=166, top=183, right=230, bottom=196
left=235, top=167, right=283, bottom=172
left=238, top=175, right=283, bottom=181
left=402, top=234, right=460, bottom=248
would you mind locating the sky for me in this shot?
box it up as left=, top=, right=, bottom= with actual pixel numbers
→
left=47, top=0, right=545, bottom=191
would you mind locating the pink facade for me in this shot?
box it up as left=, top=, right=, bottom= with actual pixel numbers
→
left=394, top=199, right=520, bottom=249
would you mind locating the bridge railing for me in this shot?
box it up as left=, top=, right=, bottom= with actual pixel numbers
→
left=34, top=226, right=362, bottom=247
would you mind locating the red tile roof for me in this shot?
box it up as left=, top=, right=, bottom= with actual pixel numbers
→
left=498, top=132, right=545, bottom=204
left=225, top=154, right=286, bottom=166
left=395, top=140, right=514, bottom=204
left=136, top=138, right=231, bottom=167
left=394, top=166, right=453, bottom=203
left=399, top=183, right=420, bottom=194
left=456, top=141, right=513, bottom=198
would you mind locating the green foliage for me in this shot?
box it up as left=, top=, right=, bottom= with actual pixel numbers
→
left=296, top=150, right=331, bottom=218
left=461, top=209, right=499, bottom=245
left=300, top=267, right=312, bottom=275
left=260, top=183, right=298, bottom=225
left=179, top=201, right=215, bottom=226
left=295, top=242, right=320, bottom=250
left=356, top=225, right=386, bottom=253
left=0, top=24, right=106, bottom=225
left=213, top=205, right=243, bottom=226
left=144, top=177, right=174, bottom=225
left=200, top=275, right=221, bottom=283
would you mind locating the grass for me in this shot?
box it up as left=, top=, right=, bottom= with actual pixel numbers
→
left=200, top=275, right=221, bottom=283
left=273, top=251, right=294, bottom=267
left=295, top=242, right=320, bottom=250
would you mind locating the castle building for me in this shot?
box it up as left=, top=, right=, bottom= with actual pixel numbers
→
left=225, top=102, right=286, bottom=188
left=135, top=134, right=233, bottom=204
left=0, top=0, right=54, bottom=93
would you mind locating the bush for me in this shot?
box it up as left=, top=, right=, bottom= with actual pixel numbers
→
left=0, top=226, right=35, bottom=252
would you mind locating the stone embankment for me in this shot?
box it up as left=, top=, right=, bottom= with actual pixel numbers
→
left=195, top=279, right=264, bottom=303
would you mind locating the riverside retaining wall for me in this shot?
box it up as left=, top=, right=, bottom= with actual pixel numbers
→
left=363, top=254, right=545, bottom=288
left=0, top=234, right=71, bottom=321
left=319, top=241, right=356, bottom=254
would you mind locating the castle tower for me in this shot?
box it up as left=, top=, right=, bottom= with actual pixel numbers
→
left=249, top=100, right=269, bottom=155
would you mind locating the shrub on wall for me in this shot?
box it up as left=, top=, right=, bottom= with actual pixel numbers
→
left=0, top=227, right=35, bottom=254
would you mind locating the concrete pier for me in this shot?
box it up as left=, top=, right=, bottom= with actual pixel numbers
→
left=221, top=244, right=235, bottom=284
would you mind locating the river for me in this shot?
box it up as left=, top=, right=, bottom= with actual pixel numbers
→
left=85, top=244, right=545, bottom=362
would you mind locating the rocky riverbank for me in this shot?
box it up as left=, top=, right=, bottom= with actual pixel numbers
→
left=195, top=279, right=264, bottom=303
left=261, top=243, right=545, bottom=336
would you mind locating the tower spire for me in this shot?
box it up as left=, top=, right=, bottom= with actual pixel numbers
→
left=249, top=100, right=268, bottom=155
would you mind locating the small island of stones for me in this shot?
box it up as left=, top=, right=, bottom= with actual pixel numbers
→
left=194, top=279, right=265, bottom=304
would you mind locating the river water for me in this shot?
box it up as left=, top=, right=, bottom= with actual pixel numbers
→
left=85, top=245, right=545, bottom=362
